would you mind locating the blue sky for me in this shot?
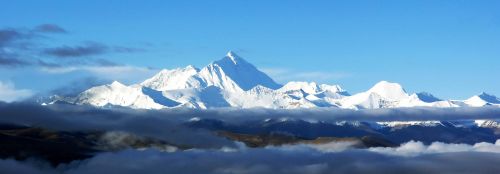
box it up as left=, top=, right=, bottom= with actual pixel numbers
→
left=1, top=0, right=499, bottom=100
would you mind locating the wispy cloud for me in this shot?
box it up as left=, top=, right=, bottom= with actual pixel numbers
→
left=0, top=56, right=31, bottom=67
left=260, top=67, right=350, bottom=83
left=0, top=25, right=146, bottom=69
left=33, top=24, right=67, bottom=34
left=0, top=81, right=33, bottom=102
left=42, top=42, right=145, bottom=58
left=43, top=42, right=108, bottom=58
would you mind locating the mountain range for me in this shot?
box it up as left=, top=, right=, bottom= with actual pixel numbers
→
left=47, top=51, right=500, bottom=110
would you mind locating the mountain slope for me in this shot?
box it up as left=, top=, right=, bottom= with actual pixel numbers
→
left=141, top=65, right=205, bottom=91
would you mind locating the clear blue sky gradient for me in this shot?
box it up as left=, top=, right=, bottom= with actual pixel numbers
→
left=1, top=0, right=499, bottom=99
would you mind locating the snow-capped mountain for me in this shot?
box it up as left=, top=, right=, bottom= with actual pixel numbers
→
left=52, top=51, right=500, bottom=110
left=464, top=92, right=500, bottom=107
left=338, top=81, right=458, bottom=109
left=141, top=51, right=281, bottom=92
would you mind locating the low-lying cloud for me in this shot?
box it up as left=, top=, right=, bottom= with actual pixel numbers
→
left=368, top=140, right=500, bottom=156
left=0, top=102, right=500, bottom=173
left=300, top=139, right=500, bottom=156
left=1, top=102, right=499, bottom=147
left=1, top=140, right=500, bottom=174
left=177, top=106, right=500, bottom=123
left=1, top=102, right=500, bottom=128
left=0, top=102, right=235, bottom=149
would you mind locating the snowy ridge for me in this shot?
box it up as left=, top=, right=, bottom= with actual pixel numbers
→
left=73, top=81, right=166, bottom=109
left=464, top=92, right=500, bottom=107
left=54, top=51, right=499, bottom=110
left=475, top=120, right=500, bottom=128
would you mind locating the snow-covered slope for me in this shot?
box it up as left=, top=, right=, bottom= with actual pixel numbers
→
left=141, top=65, right=205, bottom=91
left=53, top=51, right=500, bottom=110
left=74, top=81, right=172, bottom=109
left=464, top=92, right=500, bottom=107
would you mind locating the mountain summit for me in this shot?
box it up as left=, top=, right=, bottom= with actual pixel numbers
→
left=464, top=92, right=500, bottom=107
left=367, top=81, right=408, bottom=101
left=199, top=51, right=281, bottom=91
left=142, top=51, right=281, bottom=92
left=50, top=52, right=500, bottom=110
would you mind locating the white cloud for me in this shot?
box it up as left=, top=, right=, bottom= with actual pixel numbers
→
left=259, top=67, right=350, bottom=83
left=274, top=141, right=358, bottom=153
left=367, top=140, right=500, bottom=156
left=0, top=81, right=33, bottom=102
left=273, top=139, right=500, bottom=156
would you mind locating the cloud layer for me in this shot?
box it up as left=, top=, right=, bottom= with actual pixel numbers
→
left=0, top=103, right=499, bottom=173
left=0, top=81, right=33, bottom=102
left=1, top=140, right=499, bottom=174
left=0, top=102, right=235, bottom=149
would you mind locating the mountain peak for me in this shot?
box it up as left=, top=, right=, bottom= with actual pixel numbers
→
left=416, top=92, right=442, bottom=102
left=185, top=65, right=198, bottom=71
left=368, top=81, right=408, bottom=100
left=216, top=51, right=247, bottom=66
left=198, top=52, right=282, bottom=91
left=477, top=92, right=500, bottom=104
left=226, top=50, right=237, bottom=58
left=110, top=81, right=125, bottom=87
left=369, top=81, right=405, bottom=92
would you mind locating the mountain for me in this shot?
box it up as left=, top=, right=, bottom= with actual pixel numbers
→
left=339, top=81, right=409, bottom=109
left=51, top=51, right=499, bottom=110
left=198, top=51, right=282, bottom=91
left=141, top=51, right=281, bottom=92
left=464, top=92, right=500, bottom=107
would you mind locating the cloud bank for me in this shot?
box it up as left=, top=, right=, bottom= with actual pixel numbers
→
left=0, top=102, right=499, bottom=173
left=301, top=139, right=500, bottom=156
left=0, top=102, right=235, bottom=149
left=1, top=140, right=499, bottom=174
